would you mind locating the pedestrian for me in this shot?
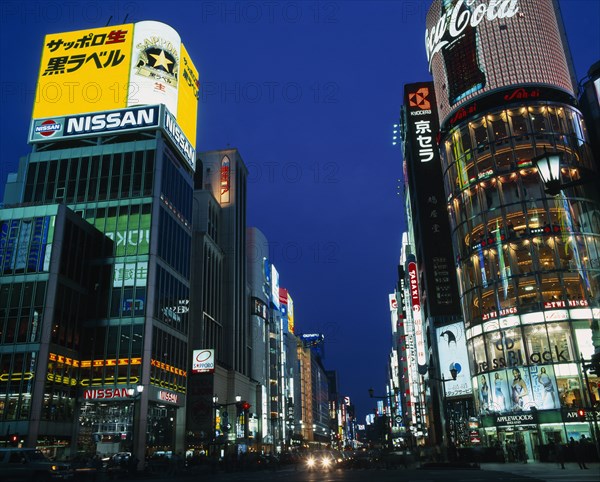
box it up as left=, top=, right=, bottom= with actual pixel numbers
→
left=556, top=442, right=566, bottom=469
left=576, top=435, right=589, bottom=470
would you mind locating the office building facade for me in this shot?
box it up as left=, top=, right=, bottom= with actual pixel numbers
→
left=0, top=21, right=199, bottom=463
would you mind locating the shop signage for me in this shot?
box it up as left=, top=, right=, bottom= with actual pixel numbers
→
left=158, top=390, right=179, bottom=404
left=443, top=85, right=575, bottom=131
left=494, top=412, right=537, bottom=426
left=83, top=387, right=132, bottom=400
left=30, top=105, right=159, bottom=142
left=192, top=349, right=215, bottom=374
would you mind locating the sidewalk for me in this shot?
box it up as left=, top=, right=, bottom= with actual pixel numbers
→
left=480, top=461, right=600, bottom=481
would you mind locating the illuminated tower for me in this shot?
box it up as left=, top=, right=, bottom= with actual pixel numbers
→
left=426, top=0, right=600, bottom=457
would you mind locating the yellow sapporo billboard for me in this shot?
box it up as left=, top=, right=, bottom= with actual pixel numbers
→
left=33, top=21, right=198, bottom=150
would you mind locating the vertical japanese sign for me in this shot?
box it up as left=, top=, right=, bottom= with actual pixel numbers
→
left=404, top=82, right=459, bottom=316
left=220, top=155, right=231, bottom=204
left=407, top=260, right=427, bottom=374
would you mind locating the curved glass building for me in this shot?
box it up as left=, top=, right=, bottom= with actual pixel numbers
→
left=427, top=0, right=600, bottom=460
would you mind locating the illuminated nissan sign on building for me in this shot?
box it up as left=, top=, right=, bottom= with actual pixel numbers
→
left=32, top=21, right=199, bottom=155
left=426, top=0, right=575, bottom=125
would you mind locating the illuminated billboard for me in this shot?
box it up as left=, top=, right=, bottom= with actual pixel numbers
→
left=435, top=323, right=472, bottom=397
left=426, top=0, right=575, bottom=125
left=192, top=349, right=215, bottom=374
left=33, top=21, right=199, bottom=155
left=30, top=104, right=196, bottom=171
left=407, top=259, right=427, bottom=373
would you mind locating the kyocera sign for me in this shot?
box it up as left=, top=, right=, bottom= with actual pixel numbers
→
left=30, top=105, right=159, bottom=142
left=83, top=387, right=131, bottom=400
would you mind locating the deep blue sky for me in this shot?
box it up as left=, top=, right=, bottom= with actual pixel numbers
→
left=1, top=1, right=599, bottom=421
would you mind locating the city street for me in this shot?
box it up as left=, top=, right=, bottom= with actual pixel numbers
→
left=95, top=463, right=600, bottom=482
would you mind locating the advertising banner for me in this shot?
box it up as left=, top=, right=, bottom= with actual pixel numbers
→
left=403, top=82, right=459, bottom=315
left=33, top=21, right=199, bottom=156
left=34, top=24, right=134, bottom=119
left=426, top=0, right=575, bottom=125
left=435, top=323, right=472, bottom=397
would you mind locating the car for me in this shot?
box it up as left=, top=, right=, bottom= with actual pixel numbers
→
left=304, top=450, right=339, bottom=472
left=0, top=447, right=73, bottom=481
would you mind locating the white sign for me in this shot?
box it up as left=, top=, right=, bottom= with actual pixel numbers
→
left=158, top=390, right=179, bottom=404
left=192, top=349, right=215, bottom=373
left=425, top=0, right=520, bottom=68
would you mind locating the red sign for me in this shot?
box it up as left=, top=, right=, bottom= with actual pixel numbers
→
left=83, top=387, right=130, bottom=400
left=408, top=262, right=420, bottom=309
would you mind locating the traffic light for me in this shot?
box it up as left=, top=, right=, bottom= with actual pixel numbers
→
left=9, top=434, right=18, bottom=446
left=577, top=408, right=586, bottom=422
left=241, top=401, right=251, bottom=412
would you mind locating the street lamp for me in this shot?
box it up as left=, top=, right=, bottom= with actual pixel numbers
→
left=428, top=367, right=458, bottom=460
left=368, top=388, right=397, bottom=449
left=127, top=384, right=144, bottom=472
left=532, top=149, right=590, bottom=196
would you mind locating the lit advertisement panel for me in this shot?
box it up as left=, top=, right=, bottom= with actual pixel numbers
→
left=32, top=22, right=198, bottom=155
left=407, top=260, right=427, bottom=373
left=0, top=216, right=53, bottom=274
left=33, top=24, right=134, bottom=119
left=128, top=21, right=179, bottom=116
left=30, top=105, right=160, bottom=143
left=435, top=323, right=472, bottom=397
left=287, top=293, right=295, bottom=334
left=192, top=349, right=215, bottom=374
left=102, top=211, right=151, bottom=257
left=426, top=0, right=575, bottom=125
left=403, top=82, right=459, bottom=314
left=178, top=43, right=199, bottom=147
left=271, top=264, right=280, bottom=309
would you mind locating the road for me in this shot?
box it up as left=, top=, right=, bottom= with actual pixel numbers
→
left=97, top=462, right=599, bottom=482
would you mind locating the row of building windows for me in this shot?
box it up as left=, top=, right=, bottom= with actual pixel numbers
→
left=443, top=104, right=593, bottom=198
left=158, top=208, right=191, bottom=278
left=87, top=203, right=152, bottom=257
left=24, top=150, right=155, bottom=205
left=151, top=326, right=187, bottom=393
left=161, top=148, right=193, bottom=223
left=0, top=216, right=54, bottom=276
left=155, top=265, right=190, bottom=335
left=0, top=281, right=46, bottom=344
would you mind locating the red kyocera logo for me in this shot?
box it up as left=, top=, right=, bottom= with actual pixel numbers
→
left=408, top=87, right=431, bottom=110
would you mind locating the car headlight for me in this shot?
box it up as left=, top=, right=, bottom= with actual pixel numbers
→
left=321, top=457, right=331, bottom=467
left=307, top=457, right=315, bottom=467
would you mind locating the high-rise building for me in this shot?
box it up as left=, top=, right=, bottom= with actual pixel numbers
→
left=0, top=21, right=199, bottom=463
left=187, top=148, right=256, bottom=455
left=426, top=0, right=600, bottom=459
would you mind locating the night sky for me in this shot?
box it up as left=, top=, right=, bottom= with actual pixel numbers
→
left=0, top=1, right=599, bottom=422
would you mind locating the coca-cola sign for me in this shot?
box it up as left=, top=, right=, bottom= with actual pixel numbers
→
left=426, top=0, right=520, bottom=68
